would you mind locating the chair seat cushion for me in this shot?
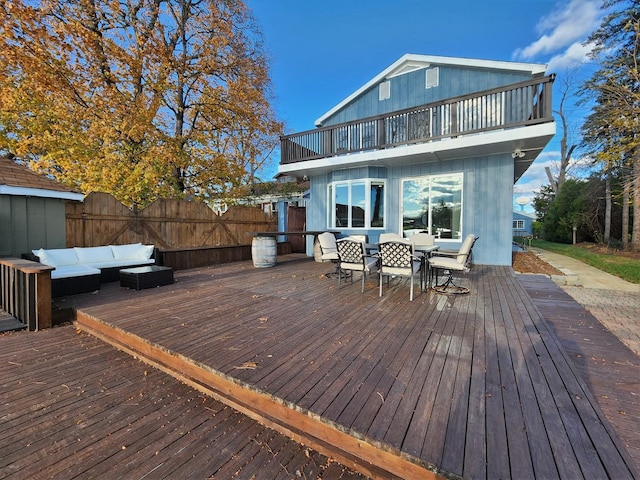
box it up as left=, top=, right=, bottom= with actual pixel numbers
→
left=382, top=260, right=421, bottom=276
left=51, top=264, right=101, bottom=280
left=341, top=257, right=378, bottom=273
left=84, top=258, right=155, bottom=269
left=429, top=256, right=467, bottom=271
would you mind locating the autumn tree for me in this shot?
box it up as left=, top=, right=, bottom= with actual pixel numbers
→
left=0, top=0, right=282, bottom=207
left=582, top=0, right=640, bottom=250
left=545, top=71, right=578, bottom=193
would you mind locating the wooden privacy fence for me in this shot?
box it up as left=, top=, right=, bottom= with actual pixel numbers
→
left=66, top=192, right=278, bottom=249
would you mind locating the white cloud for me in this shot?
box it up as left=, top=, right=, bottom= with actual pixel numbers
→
left=546, top=41, right=595, bottom=71
left=513, top=0, right=601, bottom=62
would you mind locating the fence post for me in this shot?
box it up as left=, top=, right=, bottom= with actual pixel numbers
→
left=0, top=258, right=53, bottom=331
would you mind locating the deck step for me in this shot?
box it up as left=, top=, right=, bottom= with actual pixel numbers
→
left=73, top=311, right=448, bottom=480
left=0, top=313, right=27, bottom=333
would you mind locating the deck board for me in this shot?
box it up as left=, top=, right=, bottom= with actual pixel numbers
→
left=5, top=255, right=637, bottom=479
left=0, top=326, right=365, bottom=479
left=519, top=274, right=640, bottom=474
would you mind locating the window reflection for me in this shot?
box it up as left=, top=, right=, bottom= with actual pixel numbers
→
left=335, top=184, right=348, bottom=227
left=330, top=180, right=385, bottom=229
left=351, top=183, right=365, bottom=227
left=402, top=174, right=462, bottom=239
left=370, top=183, right=384, bottom=227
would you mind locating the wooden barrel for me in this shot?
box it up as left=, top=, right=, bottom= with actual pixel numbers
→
left=251, top=236, right=277, bottom=268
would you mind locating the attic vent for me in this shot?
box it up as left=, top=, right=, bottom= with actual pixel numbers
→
left=425, top=67, right=439, bottom=89
left=379, top=81, right=390, bottom=101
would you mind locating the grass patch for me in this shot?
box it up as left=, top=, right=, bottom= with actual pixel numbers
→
left=530, top=239, right=640, bottom=284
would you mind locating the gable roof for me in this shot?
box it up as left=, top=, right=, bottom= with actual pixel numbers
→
left=0, top=157, right=84, bottom=201
left=315, top=53, right=548, bottom=126
left=513, top=210, right=537, bottom=219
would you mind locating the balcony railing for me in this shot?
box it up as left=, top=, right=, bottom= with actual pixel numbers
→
left=281, top=75, right=555, bottom=165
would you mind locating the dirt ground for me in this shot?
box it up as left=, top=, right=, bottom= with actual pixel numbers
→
left=512, top=250, right=564, bottom=276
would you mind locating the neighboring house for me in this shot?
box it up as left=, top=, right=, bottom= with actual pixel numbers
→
left=210, top=174, right=308, bottom=217
left=278, top=54, right=555, bottom=265
left=513, top=210, right=536, bottom=236
left=0, top=157, right=83, bottom=257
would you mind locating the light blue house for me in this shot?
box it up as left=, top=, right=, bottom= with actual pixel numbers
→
left=513, top=210, right=537, bottom=236
left=278, top=54, right=555, bottom=265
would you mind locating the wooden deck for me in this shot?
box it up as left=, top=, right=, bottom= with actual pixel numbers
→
left=6, top=255, right=638, bottom=479
left=519, top=274, right=640, bottom=470
left=0, top=326, right=365, bottom=479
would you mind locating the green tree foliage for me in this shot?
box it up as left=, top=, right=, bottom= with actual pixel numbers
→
left=0, top=0, right=282, bottom=207
left=543, top=179, right=588, bottom=243
left=533, top=184, right=556, bottom=222
left=581, top=0, right=640, bottom=250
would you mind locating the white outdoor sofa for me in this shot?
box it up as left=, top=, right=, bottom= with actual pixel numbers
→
left=28, top=243, right=156, bottom=297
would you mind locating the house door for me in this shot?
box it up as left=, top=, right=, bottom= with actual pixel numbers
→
left=287, top=206, right=306, bottom=253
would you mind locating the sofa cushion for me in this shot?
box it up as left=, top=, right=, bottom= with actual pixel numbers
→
left=74, top=246, right=115, bottom=264
left=84, top=258, right=155, bottom=269
left=33, top=248, right=79, bottom=267
left=51, top=264, right=101, bottom=280
left=110, top=243, right=154, bottom=261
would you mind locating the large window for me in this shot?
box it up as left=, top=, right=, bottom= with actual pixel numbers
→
left=329, top=180, right=385, bottom=229
left=401, top=173, right=463, bottom=239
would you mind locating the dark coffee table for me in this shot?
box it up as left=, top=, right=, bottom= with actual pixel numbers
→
left=119, top=265, right=174, bottom=290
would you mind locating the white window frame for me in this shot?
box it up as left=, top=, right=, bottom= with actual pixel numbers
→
left=379, top=81, right=391, bottom=101
left=425, top=67, right=439, bottom=89
left=513, top=219, right=525, bottom=230
left=328, top=179, right=386, bottom=230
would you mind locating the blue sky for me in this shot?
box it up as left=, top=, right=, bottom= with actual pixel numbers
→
left=247, top=0, right=604, bottom=212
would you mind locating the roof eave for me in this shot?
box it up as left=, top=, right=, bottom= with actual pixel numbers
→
left=0, top=185, right=84, bottom=201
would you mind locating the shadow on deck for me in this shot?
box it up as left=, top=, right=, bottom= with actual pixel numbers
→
left=44, top=255, right=638, bottom=479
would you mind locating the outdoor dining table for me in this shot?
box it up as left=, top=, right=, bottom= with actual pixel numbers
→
left=365, top=243, right=439, bottom=291
left=414, top=244, right=440, bottom=290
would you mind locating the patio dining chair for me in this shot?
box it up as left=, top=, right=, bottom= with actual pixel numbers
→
left=336, top=237, right=379, bottom=293
left=318, top=232, right=340, bottom=277
left=428, top=234, right=478, bottom=294
left=379, top=232, right=403, bottom=243
left=378, top=240, right=422, bottom=301
left=409, top=232, right=436, bottom=248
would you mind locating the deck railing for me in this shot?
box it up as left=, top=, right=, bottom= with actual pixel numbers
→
left=0, top=258, right=54, bottom=331
left=281, top=75, right=555, bottom=164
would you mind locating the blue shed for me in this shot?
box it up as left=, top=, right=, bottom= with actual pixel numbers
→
left=278, top=54, right=555, bottom=265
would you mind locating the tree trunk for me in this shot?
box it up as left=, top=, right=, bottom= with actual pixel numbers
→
left=604, top=173, right=611, bottom=244
left=632, top=149, right=640, bottom=251
left=622, top=167, right=630, bottom=250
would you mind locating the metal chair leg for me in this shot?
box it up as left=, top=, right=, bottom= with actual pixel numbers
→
left=432, top=268, right=470, bottom=294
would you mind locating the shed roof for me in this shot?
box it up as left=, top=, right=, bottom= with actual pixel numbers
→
left=0, top=157, right=84, bottom=201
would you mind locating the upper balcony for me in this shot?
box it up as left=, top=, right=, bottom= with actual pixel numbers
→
left=280, top=75, right=555, bottom=180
